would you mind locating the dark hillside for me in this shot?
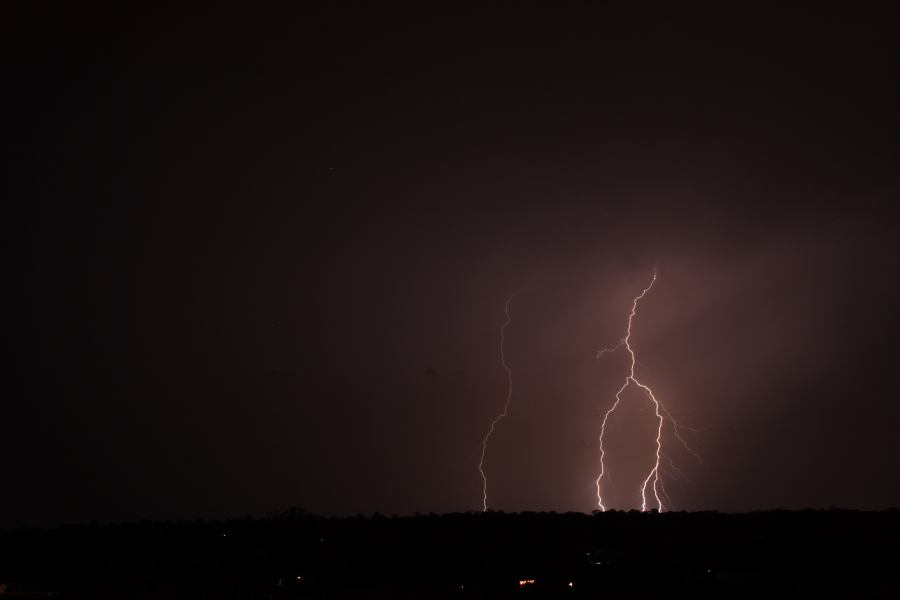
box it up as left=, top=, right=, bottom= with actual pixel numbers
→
left=1, top=510, right=898, bottom=598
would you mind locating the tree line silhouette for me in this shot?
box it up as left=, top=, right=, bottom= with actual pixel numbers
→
left=1, top=509, right=898, bottom=598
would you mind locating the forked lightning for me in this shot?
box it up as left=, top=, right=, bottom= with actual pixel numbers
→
left=595, top=270, right=699, bottom=512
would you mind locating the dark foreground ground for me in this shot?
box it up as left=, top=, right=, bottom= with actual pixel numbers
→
left=1, top=510, right=898, bottom=598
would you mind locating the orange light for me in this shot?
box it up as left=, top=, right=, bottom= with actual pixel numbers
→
left=518, top=579, right=536, bottom=588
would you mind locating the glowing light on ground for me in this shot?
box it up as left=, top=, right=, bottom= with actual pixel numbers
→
left=595, top=269, right=699, bottom=512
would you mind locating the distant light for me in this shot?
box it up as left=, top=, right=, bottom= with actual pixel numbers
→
left=518, top=579, right=536, bottom=588
left=296, top=576, right=304, bottom=582
left=568, top=581, right=574, bottom=588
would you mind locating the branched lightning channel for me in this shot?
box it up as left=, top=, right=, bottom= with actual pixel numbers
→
left=478, top=289, right=527, bottom=512
left=595, top=269, right=698, bottom=513
left=596, top=340, right=625, bottom=358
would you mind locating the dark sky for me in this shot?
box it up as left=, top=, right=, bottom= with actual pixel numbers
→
left=5, top=4, right=900, bottom=526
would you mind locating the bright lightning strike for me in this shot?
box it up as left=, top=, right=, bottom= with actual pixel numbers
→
left=478, top=289, right=528, bottom=512
left=595, top=269, right=698, bottom=513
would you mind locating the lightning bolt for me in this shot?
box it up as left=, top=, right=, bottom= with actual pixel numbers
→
left=595, top=269, right=698, bottom=513
left=478, top=289, right=528, bottom=512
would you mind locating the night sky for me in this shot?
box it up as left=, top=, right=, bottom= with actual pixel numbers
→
left=6, top=5, right=900, bottom=527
